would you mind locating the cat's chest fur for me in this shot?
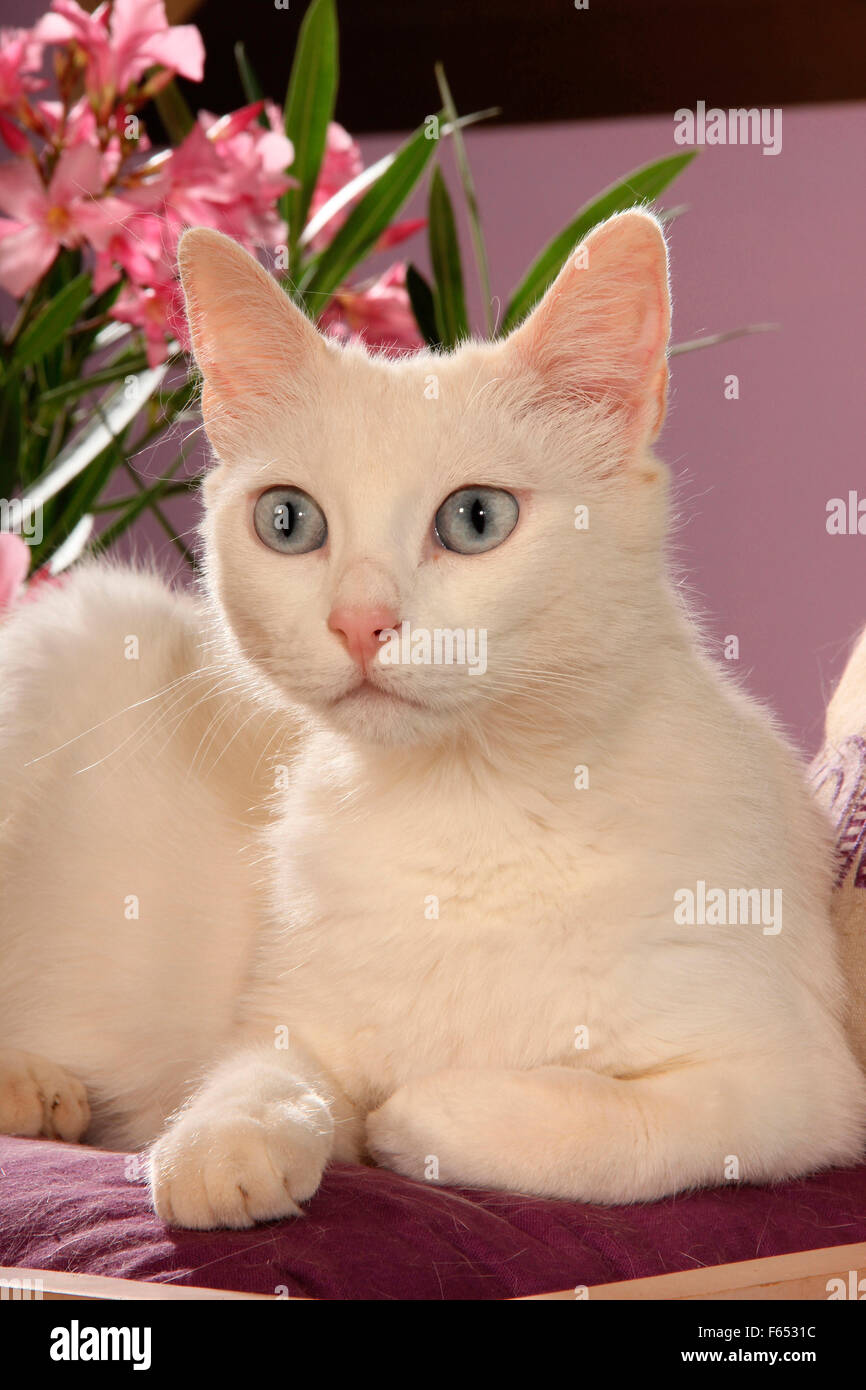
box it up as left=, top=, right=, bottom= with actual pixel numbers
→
left=253, top=737, right=666, bottom=1107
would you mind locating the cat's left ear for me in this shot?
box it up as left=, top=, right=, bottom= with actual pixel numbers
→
left=501, top=210, right=671, bottom=442
left=178, top=227, right=326, bottom=456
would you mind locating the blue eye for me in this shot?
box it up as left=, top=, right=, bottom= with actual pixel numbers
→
left=434, top=487, right=519, bottom=554
left=253, top=487, right=327, bottom=554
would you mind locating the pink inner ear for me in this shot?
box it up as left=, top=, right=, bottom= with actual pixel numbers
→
left=508, top=212, right=671, bottom=439
left=179, top=228, right=324, bottom=408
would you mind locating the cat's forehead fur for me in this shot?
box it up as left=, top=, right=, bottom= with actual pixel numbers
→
left=213, top=340, right=562, bottom=499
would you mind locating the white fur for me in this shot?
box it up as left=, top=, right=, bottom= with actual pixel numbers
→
left=0, top=215, right=863, bottom=1229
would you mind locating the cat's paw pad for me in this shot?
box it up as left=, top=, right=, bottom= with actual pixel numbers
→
left=0, top=1048, right=90, bottom=1141
left=148, top=1101, right=331, bottom=1230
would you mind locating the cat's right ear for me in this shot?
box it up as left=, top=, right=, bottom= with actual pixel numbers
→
left=178, top=228, right=326, bottom=457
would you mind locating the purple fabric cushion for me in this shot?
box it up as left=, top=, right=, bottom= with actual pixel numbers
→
left=1, top=1136, right=865, bottom=1299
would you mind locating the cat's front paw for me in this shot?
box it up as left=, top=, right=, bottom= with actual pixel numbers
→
left=149, top=1097, right=332, bottom=1230
left=0, top=1048, right=90, bottom=1141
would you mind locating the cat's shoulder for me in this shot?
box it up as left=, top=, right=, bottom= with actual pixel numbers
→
left=0, top=560, right=200, bottom=664
left=0, top=561, right=212, bottom=748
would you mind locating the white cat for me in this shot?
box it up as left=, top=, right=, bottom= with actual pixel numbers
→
left=0, top=212, right=863, bottom=1230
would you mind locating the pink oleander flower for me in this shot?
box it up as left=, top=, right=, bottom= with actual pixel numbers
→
left=0, top=532, right=30, bottom=614
left=78, top=103, right=293, bottom=365
left=204, top=102, right=293, bottom=191
left=319, top=263, right=423, bottom=355
left=36, top=0, right=204, bottom=114
left=36, top=96, right=127, bottom=182
left=0, top=143, right=104, bottom=295
left=0, top=28, right=45, bottom=112
left=308, top=122, right=424, bottom=254
left=136, top=105, right=291, bottom=251
left=111, top=277, right=186, bottom=367
left=306, top=121, right=363, bottom=248
left=21, top=566, right=63, bottom=599
left=376, top=217, right=427, bottom=251
left=0, top=10, right=418, bottom=372
left=84, top=201, right=169, bottom=294
left=0, top=113, right=32, bottom=156
left=38, top=97, right=102, bottom=149
left=193, top=103, right=293, bottom=243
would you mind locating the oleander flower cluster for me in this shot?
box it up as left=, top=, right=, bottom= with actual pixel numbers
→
left=0, top=0, right=421, bottom=366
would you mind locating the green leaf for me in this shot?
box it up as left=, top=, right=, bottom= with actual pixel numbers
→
left=298, top=107, right=498, bottom=254
left=12, top=274, right=92, bottom=370
left=0, top=374, right=22, bottom=502
left=300, top=115, right=441, bottom=310
left=91, top=451, right=196, bottom=564
left=434, top=63, right=494, bottom=337
left=92, top=480, right=193, bottom=512
left=67, top=280, right=123, bottom=368
left=406, top=264, right=440, bottom=348
left=134, top=378, right=199, bottom=449
left=19, top=365, right=167, bottom=522
left=669, top=322, right=778, bottom=357
left=235, top=40, right=265, bottom=104
left=282, top=0, right=339, bottom=260
left=46, top=513, right=95, bottom=574
left=501, top=152, right=697, bottom=335
left=234, top=42, right=270, bottom=127
left=23, top=363, right=169, bottom=567
left=34, top=433, right=124, bottom=563
left=428, top=168, right=469, bottom=348
left=38, top=352, right=151, bottom=405
left=154, top=79, right=195, bottom=143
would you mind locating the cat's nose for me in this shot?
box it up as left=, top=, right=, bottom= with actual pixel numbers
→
left=328, top=605, right=399, bottom=668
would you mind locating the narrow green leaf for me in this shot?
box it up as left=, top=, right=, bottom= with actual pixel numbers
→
left=19, top=365, right=167, bottom=526
left=406, top=264, right=440, bottom=348
left=39, top=352, right=151, bottom=405
left=47, top=513, right=94, bottom=574
left=282, top=0, right=339, bottom=257
left=0, top=374, right=22, bottom=501
left=501, top=152, right=697, bottom=335
left=300, top=115, right=441, bottom=309
left=89, top=479, right=175, bottom=556
left=298, top=107, right=499, bottom=253
left=428, top=168, right=469, bottom=348
left=134, top=378, right=199, bottom=449
left=67, top=278, right=123, bottom=367
left=234, top=42, right=269, bottom=128
left=154, top=79, right=195, bottom=143
left=669, top=322, right=778, bottom=357
left=91, top=480, right=193, bottom=512
left=34, top=433, right=124, bottom=563
left=90, top=451, right=196, bottom=565
left=25, top=361, right=170, bottom=566
left=434, top=63, right=494, bottom=337
left=12, top=274, right=92, bottom=370
left=235, top=40, right=264, bottom=103
left=54, top=431, right=123, bottom=522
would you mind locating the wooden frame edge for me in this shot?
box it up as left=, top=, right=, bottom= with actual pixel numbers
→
left=0, top=1265, right=279, bottom=1300
left=3, top=1239, right=864, bottom=1300
left=520, top=1240, right=866, bottom=1300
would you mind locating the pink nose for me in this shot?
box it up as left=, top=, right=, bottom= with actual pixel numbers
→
left=328, top=605, right=399, bottom=668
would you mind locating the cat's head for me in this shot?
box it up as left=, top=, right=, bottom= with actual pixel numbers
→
left=179, top=211, right=672, bottom=749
